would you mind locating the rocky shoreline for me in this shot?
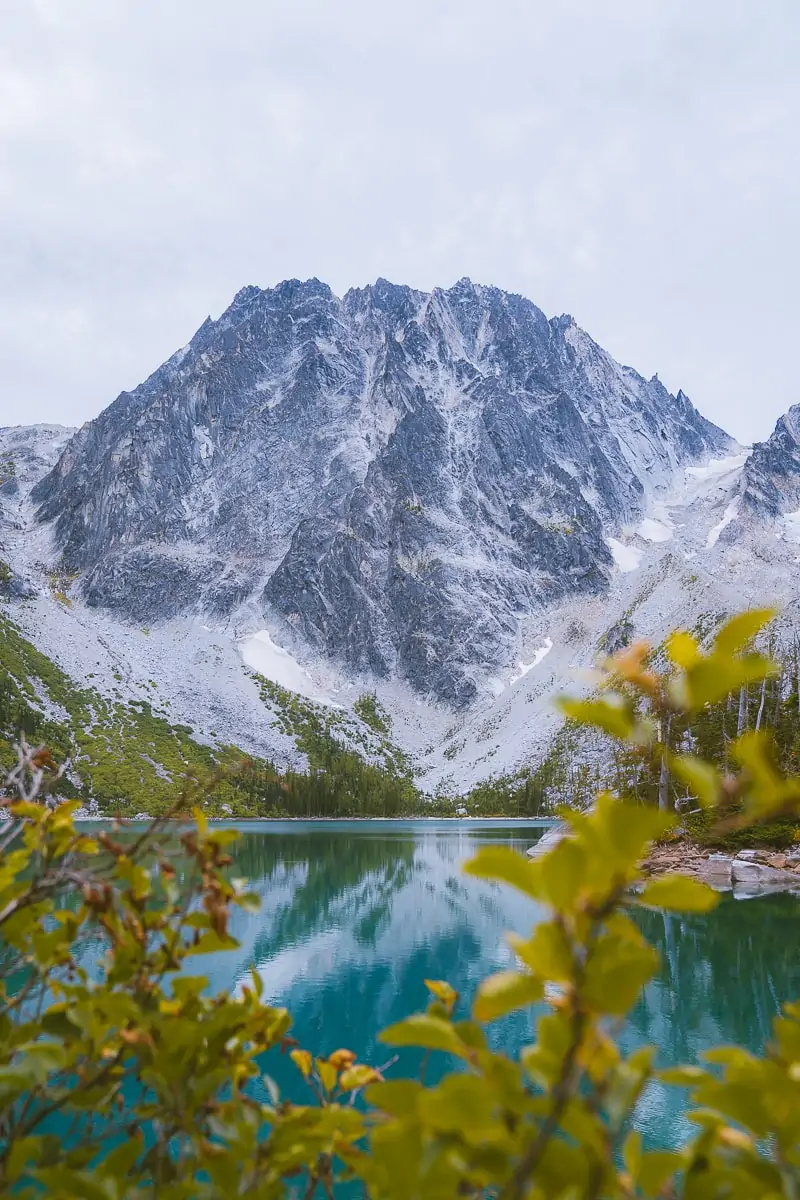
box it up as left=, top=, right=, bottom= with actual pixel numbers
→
left=529, top=826, right=800, bottom=897
left=643, top=843, right=800, bottom=896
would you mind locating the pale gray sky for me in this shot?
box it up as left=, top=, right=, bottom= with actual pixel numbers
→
left=1, top=0, right=798, bottom=442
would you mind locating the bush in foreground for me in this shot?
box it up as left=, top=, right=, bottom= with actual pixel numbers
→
left=1, top=610, right=799, bottom=1197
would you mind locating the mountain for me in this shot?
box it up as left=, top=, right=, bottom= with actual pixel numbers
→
left=0, top=425, right=73, bottom=599
left=741, top=403, right=800, bottom=520
left=31, top=277, right=729, bottom=704
left=4, top=279, right=799, bottom=805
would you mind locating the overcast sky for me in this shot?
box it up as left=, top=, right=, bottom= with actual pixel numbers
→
left=2, top=0, right=798, bottom=443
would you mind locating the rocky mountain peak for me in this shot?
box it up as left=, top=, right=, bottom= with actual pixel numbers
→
left=741, top=403, right=800, bottom=518
left=30, top=277, right=731, bottom=704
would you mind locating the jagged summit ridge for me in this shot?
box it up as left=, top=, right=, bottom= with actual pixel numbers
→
left=741, top=404, right=800, bottom=518
left=32, top=277, right=731, bottom=703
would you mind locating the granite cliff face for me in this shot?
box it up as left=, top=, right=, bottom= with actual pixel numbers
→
left=32, top=277, right=730, bottom=703
left=741, top=404, right=800, bottom=519
left=0, top=424, right=74, bottom=599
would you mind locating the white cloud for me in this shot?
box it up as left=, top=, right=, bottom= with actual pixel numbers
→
left=0, top=0, right=798, bottom=442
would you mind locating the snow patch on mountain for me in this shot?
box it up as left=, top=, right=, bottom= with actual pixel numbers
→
left=686, top=452, right=750, bottom=482
left=707, top=498, right=741, bottom=547
left=238, top=630, right=340, bottom=706
left=607, top=538, right=643, bottom=573
left=780, top=510, right=800, bottom=544
left=637, top=516, right=673, bottom=543
left=509, top=638, right=553, bottom=686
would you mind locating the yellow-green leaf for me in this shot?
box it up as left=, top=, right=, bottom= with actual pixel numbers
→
left=340, top=1064, right=382, bottom=1091
left=588, top=792, right=673, bottom=865
left=637, top=1149, right=683, bottom=1193
left=463, top=846, right=544, bottom=901
left=379, top=1014, right=467, bottom=1058
left=658, top=1064, right=708, bottom=1086
left=583, top=934, right=659, bottom=1015
left=192, top=806, right=209, bottom=834
left=638, top=875, right=719, bottom=914
left=417, top=1074, right=505, bottom=1143
left=508, top=923, right=573, bottom=983
left=713, top=608, right=776, bottom=657
left=424, top=979, right=457, bottom=1009
left=666, top=629, right=700, bottom=668
left=558, top=696, right=635, bottom=740
left=316, top=1057, right=338, bottom=1092
left=671, top=754, right=722, bottom=808
left=684, top=653, right=778, bottom=709
left=472, top=970, right=543, bottom=1022
left=290, top=1049, right=313, bottom=1078
left=538, top=836, right=587, bottom=910
left=364, top=1079, right=422, bottom=1117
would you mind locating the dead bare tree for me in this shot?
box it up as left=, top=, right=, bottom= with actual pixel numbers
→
left=737, top=684, right=748, bottom=736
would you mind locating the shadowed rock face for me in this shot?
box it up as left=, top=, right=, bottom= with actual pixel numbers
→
left=32, top=277, right=730, bottom=703
left=741, top=404, right=800, bottom=518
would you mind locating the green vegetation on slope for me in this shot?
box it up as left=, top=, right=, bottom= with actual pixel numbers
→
left=0, top=612, right=491, bottom=818
left=0, top=611, right=257, bottom=815
left=14, top=599, right=797, bottom=828
left=249, top=675, right=421, bottom=817
left=0, top=609, right=563, bottom=819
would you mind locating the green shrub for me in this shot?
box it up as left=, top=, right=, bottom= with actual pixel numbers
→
left=684, top=808, right=799, bottom=850
left=354, top=692, right=392, bottom=737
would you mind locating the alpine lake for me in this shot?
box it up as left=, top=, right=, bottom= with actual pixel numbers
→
left=146, top=818, right=800, bottom=1152
left=75, top=818, right=800, bottom=1156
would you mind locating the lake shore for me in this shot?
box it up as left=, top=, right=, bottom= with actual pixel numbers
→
left=74, top=813, right=559, bottom=825
left=643, top=840, right=800, bottom=894
left=527, top=824, right=800, bottom=894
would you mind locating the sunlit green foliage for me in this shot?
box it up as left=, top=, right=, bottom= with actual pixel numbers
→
left=559, top=613, right=800, bottom=845
left=2, top=611, right=800, bottom=1195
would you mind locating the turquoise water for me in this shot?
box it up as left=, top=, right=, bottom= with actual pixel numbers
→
left=186, top=819, right=800, bottom=1148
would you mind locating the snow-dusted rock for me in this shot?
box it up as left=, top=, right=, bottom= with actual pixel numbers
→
left=4, top=282, right=800, bottom=796
left=31, top=277, right=729, bottom=704
left=73, top=799, right=103, bottom=820
left=741, top=403, right=800, bottom=519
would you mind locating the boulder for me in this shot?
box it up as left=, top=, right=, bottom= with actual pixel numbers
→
left=697, top=853, right=733, bottom=887
left=731, top=856, right=800, bottom=891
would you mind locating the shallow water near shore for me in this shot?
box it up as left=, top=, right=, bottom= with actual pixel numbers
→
left=176, top=820, right=800, bottom=1150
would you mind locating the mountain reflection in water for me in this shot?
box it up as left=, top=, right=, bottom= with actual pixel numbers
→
left=83, top=819, right=800, bottom=1148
